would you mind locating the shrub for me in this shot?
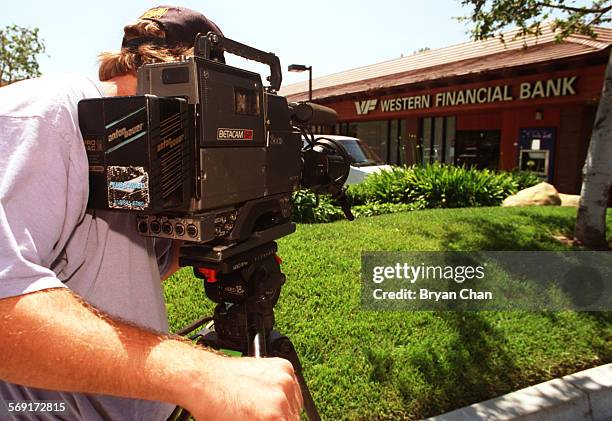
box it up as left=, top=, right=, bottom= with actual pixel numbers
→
left=347, top=167, right=415, bottom=205
left=348, top=164, right=540, bottom=208
left=293, top=165, right=541, bottom=222
left=352, top=201, right=425, bottom=218
left=509, top=169, right=541, bottom=191
left=291, top=190, right=344, bottom=223
left=405, top=164, right=513, bottom=208
left=292, top=190, right=423, bottom=223
left=345, top=182, right=371, bottom=206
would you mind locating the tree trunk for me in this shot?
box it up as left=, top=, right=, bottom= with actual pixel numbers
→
left=575, top=47, right=612, bottom=249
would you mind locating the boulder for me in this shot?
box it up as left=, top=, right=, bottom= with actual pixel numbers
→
left=559, top=193, right=581, bottom=207
left=502, top=182, right=561, bottom=207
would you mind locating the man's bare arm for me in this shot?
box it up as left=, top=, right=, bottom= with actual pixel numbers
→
left=0, top=288, right=302, bottom=420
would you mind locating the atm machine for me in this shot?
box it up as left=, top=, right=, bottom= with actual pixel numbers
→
left=518, top=128, right=556, bottom=182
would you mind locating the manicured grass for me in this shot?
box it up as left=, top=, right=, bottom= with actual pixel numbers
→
left=164, top=206, right=612, bottom=420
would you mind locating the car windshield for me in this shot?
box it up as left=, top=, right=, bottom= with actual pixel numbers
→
left=338, top=139, right=384, bottom=166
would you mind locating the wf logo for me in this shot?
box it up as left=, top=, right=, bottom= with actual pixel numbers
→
left=354, top=99, right=377, bottom=115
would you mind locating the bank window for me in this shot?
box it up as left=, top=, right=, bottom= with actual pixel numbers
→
left=312, top=124, right=333, bottom=134
left=421, top=118, right=432, bottom=165
left=455, top=130, right=500, bottom=170
left=348, top=121, right=387, bottom=159
left=337, top=120, right=406, bottom=165
left=445, top=117, right=455, bottom=164
left=418, top=116, right=456, bottom=166
left=389, top=119, right=404, bottom=166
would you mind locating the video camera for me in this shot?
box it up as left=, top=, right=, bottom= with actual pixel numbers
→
left=78, top=32, right=353, bottom=245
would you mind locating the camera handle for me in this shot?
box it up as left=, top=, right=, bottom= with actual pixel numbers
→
left=195, top=32, right=282, bottom=92
left=172, top=242, right=321, bottom=421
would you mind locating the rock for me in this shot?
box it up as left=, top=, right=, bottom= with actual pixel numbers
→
left=559, top=193, right=580, bottom=207
left=502, top=182, right=561, bottom=207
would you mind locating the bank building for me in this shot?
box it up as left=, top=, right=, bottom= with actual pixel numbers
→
left=280, top=26, right=612, bottom=194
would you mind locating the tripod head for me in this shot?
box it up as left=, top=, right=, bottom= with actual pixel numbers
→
left=179, top=223, right=293, bottom=354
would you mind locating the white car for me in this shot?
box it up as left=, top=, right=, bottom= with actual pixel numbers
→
left=303, top=135, right=392, bottom=185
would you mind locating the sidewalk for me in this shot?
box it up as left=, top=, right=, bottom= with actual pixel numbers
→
left=426, top=363, right=612, bottom=421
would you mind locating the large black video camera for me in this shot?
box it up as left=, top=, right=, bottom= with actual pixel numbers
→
left=79, top=32, right=352, bottom=245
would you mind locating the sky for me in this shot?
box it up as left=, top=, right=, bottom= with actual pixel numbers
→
left=2, top=0, right=483, bottom=88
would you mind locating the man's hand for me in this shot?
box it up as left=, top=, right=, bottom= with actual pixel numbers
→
left=0, top=288, right=303, bottom=420
left=184, top=356, right=303, bottom=420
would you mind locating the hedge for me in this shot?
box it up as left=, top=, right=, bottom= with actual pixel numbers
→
left=293, top=164, right=540, bottom=223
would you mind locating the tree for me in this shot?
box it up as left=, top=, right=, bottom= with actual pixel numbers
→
left=0, top=25, right=46, bottom=85
left=459, top=0, right=612, bottom=249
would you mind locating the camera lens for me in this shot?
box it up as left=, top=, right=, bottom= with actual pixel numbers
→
left=175, top=223, right=185, bottom=236
left=187, top=224, right=198, bottom=238
left=150, top=220, right=161, bottom=234
left=137, top=221, right=148, bottom=234
left=162, top=222, right=173, bottom=235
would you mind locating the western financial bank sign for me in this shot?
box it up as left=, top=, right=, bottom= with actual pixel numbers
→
left=354, top=76, right=577, bottom=115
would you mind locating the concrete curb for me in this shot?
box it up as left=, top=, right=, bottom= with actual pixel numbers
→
left=425, top=363, right=612, bottom=421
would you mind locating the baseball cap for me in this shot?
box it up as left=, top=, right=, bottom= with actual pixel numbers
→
left=122, top=5, right=225, bottom=61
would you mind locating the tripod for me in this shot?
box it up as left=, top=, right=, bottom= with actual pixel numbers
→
left=172, top=227, right=321, bottom=421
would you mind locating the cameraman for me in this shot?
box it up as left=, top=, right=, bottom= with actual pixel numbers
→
left=0, top=5, right=302, bottom=421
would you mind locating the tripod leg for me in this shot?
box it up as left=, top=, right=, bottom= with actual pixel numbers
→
left=270, top=333, right=321, bottom=421
left=248, top=312, right=268, bottom=358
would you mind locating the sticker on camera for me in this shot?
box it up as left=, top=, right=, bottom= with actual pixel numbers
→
left=217, top=128, right=254, bottom=140
left=107, top=166, right=150, bottom=210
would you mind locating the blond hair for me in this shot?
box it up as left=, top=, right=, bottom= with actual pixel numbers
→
left=98, top=20, right=194, bottom=81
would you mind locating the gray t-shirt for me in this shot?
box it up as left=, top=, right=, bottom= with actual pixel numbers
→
left=0, top=75, right=175, bottom=420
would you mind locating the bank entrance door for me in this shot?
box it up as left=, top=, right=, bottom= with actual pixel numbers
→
left=518, top=128, right=555, bottom=182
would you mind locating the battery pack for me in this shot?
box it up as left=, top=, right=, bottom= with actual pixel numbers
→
left=78, top=95, right=192, bottom=213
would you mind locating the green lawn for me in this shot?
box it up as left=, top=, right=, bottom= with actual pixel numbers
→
left=164, top=206, right=612, bottom=420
